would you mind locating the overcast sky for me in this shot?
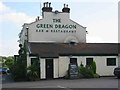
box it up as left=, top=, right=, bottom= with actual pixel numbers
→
left=0, top=0, right=119, bottom=56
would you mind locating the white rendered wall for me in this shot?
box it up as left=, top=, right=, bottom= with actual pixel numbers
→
left=58, top=56, right=118, bottom=77
left=27, top=52, right=31, bottom=67
left=28, top=56, right=38, bottom=67
left=30, top=56, right=118, bottom=79
left=40, top=59, right=46, bottom=79
left=94, top=56, right=118, bottom=76
left=77, top=56, right=118, bottom=76
left=54, top=59, right=59, bottom=78
left=23, top=12, right=86, bottom=43
left=19, top=25, right=28, bottom=45
left=59, top=57, right=70, bottom=77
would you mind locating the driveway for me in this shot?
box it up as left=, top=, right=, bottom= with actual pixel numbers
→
left=1, top=77, right=120, bottom=89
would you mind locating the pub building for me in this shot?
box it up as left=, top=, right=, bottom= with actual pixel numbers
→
left=18, top=2, right=119, bottom=79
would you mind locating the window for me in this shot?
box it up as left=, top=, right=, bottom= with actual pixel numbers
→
left=70, top=58, right=77, bottom=64
left=31, top=58, right=39, bottom=65
left=86, top=58, right=93, bottom=66
left=107, top=58, right=116, bottom=66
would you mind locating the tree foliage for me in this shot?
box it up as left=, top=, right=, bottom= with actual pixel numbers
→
left=10, top=44, right=27, bottom=81
left=90, top=61, right=96, bottom=74
left=79, top=65, right=94, bottom=78
left=4, top=56, right=14, bottom=68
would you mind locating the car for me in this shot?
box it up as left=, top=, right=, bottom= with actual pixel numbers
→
left=0, top=68, right=9, bottom=74
left=114, top=66, right=120, bottom=79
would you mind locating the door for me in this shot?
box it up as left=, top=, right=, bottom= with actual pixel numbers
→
left=46, top=59, right=53, bottom=79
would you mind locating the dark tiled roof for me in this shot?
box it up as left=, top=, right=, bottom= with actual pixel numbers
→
left=29, top=43, right=119, bottom=58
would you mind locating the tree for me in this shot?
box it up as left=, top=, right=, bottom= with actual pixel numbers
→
left=5, top=56, right=14, bottom=68
left=1, top=57, right=7, bottom=67
left=10, top=44, right=27, bottom=81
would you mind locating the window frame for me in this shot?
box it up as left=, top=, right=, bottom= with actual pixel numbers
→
left=86, top=58, right=93, bottom=66
left=106, top=58, right=116, bottom=66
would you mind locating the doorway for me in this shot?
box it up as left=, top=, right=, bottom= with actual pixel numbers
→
left=70, top=58, right=77, bottom=65
left=46, top=59, right=53, bottom=79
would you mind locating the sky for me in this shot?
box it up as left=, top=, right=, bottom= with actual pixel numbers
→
left=0, top=0, right=119, bottom=56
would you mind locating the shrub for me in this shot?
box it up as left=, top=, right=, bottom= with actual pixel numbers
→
left=90, top=61, right=96, bottom=74
left=79, top=66, right=94, bottom=78
left=78, top=73, right=84, bottom=78
left=27, top=63, right=39, bottom=81
left=80, top=61, right=84, bottom=67
left=79, top=61, right=100, bottom=79
left=10, top=63, right=27, bottom=81
left=94, top=73, right=100, bottom=78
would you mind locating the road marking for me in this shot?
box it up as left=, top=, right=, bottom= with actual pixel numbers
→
left=57, top=86, right=73, bottom=90
left=57, top=85, right=66, bottom=88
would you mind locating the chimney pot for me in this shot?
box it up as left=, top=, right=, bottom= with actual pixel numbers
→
left=49, top=2, right=51, bottom=7
left=37, top=16, right=39, bottom=20
left=46, top=2, right=48, bottom=7
left=64, top=4, right=65, bottom=8
left=42, top=2, right=52, bottom=12
left=62, top=4, right=70, bottom=13
left=66, top=4, right=68, bottom=8
left=43, top=3, right=45, bottom=7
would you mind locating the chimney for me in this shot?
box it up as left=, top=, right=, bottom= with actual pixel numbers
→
left=42, top=2, right=52, bottom=12
left=62, top=4, right=70, bottom=13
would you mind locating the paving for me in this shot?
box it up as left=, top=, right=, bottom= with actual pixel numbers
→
left=1, top=75, right=120, bottom=89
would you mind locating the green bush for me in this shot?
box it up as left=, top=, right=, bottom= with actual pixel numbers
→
left=4, top=56, right=14, bottom=68
left=27, top=63, right=39, bottom=81
left=79, top=61, right=100, bottom=79
left=90, top=61, right=96, bottom=74
left=10, top=63, right=27, bottom=81
left=78, top=73, right=84, bottom=78
left=79, top=66, right=94, bottom=78
left=93, top=73, right=100, bottom=78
